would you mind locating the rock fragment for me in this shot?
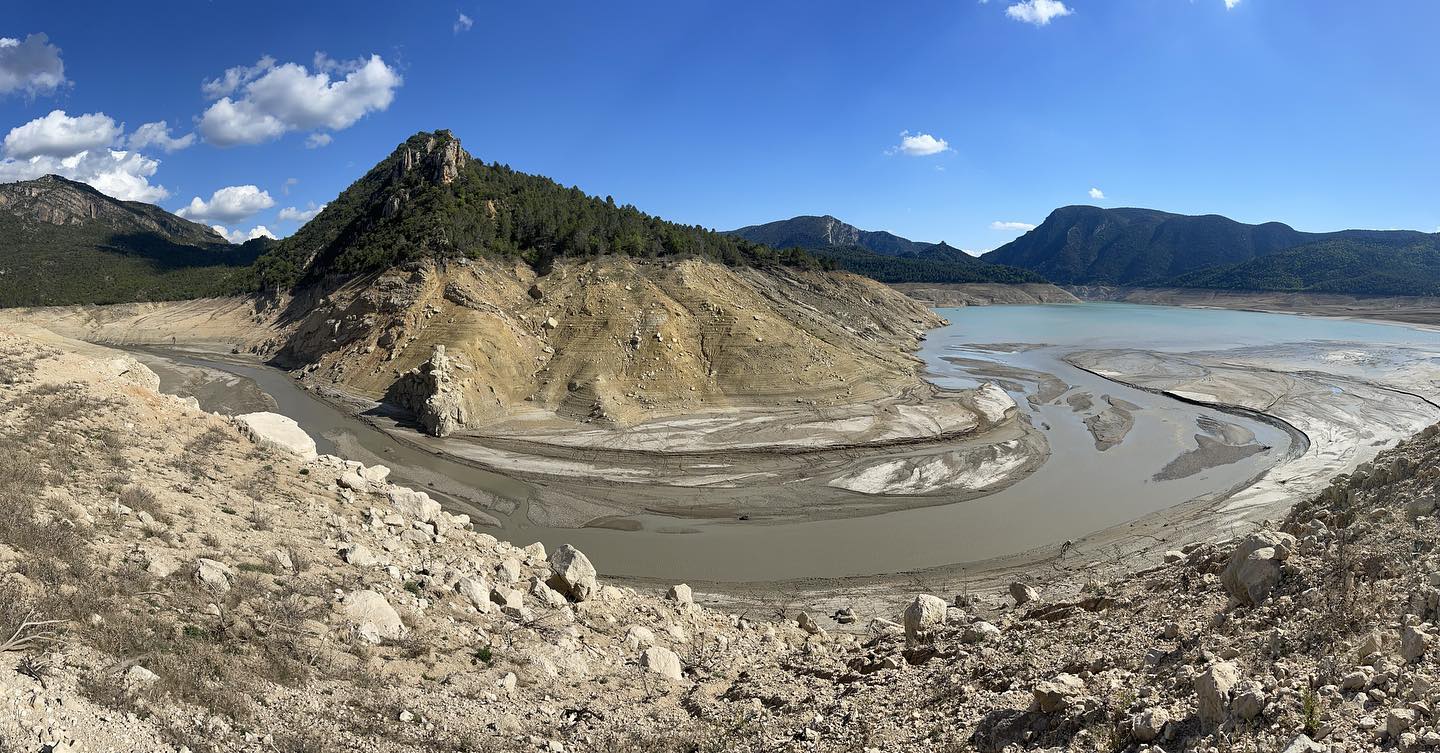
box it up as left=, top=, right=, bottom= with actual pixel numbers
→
left=640, top=646, right=682, bottom=681
left=1220, top=530, right=1295, bottom=605
left=549, top=544, right=597, bottom=602
left=902, top=594, right=946, bottom=644
left=1032, top=673, right=1085, bottom=713
left=342, top=590, right=406, bottom=644
left=666, top=584, right=693, bottom=605
left=1009, top=581, right=1040, bottom=606
left=1195, top=661, right=1241, bottom=726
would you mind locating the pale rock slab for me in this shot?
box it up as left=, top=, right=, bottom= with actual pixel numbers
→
left=234, top=412, right=318, bottom=460
left=342, top=590, right=406, bottom=644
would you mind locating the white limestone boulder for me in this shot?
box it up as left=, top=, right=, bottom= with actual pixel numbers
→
left=234, top=412, right=318, bottom=460
left=342, top=590, right=406, bottom=644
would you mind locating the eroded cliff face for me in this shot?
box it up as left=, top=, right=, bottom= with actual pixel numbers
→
left=389, top=344, right=468, bottom=436
left=271, top=255, right=943, bottom=432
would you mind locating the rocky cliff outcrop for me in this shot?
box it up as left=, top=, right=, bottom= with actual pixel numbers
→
left=393, top=130, right=467, bottom=186
left=0, top=174, right=223, bottom=244
left=388, top=344, right=469, bottom=436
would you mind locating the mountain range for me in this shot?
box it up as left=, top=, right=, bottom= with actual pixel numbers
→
left=729, top=215, right=940, bottom=257
left=981, top=205, right=1440, bottom=295
left=726, top=215, right=1044, bottom=285
left=4, top=147, right=1440, bottom=305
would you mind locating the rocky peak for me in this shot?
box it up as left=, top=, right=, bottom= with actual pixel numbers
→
left=0, top=174, right=122, bottom=227
left=392, top=130, right=470, bottom=187
left=820, top=216, right=862, bottom=247
left=0, top=173, right=224, bottom=244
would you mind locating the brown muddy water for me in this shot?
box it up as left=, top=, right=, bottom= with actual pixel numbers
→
left=130, top=303, right=1440, bottom=583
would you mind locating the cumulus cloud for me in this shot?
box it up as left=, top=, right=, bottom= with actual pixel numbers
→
left=990, top=221, right=1037, bottom=231
left=1225, top=0, right=1241, bottom=8
left=211, top=224, right=277, bottom=244
left=198, top=53, right=402, bottom=147
left=176, top=185, right=276, bottom=223
left=454, top=13, right=474, bottom=33
left=3, top=110, right=122, bottom=160
left=201, top=56, right=275, bottom=99
left=1088, top=187, right=1105, bottom=199
left=127, top=121, right=195, bottom=153
left=304, top=133, right=332, bottom=149
left=888, top=130, right=951, bottom=157
left=282, top=177, right=298, bottom=195
left=278, top=202, right=326, bottom=223
left=0, top=33, right=66, bottom=97
left=1005, top=0, right=1073, bottom=26
left=0, top=110, right=172, bottom=202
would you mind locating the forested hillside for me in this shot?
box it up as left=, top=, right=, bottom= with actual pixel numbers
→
left=0, top=175, right=264, bottom=307
left=1168, top=237, right=1440, bottom=296
left=254, top=131, right=828, bottom=291
left=811, top=244, right=1045, bottom=284
left=728, top=215, right=1044, bottom=285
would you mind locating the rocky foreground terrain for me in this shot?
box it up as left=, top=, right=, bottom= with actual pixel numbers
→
left=2, top=324, right=1439, bottom=752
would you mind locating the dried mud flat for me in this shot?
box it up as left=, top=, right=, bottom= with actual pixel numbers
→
left=704, top=337, right=1440, bottom=621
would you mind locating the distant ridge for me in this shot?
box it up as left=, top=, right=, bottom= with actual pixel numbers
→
left=726, top=214, right=1045, bottom=285
left=982, top=205, right=1440, bottom=294
left=729, top=214, right=939, bottom=257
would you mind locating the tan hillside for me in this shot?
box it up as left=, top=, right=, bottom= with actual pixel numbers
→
left=272, top=254, right=944, bottom=432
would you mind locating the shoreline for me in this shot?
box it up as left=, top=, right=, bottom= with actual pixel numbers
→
left=1063, top=285, right=1440, bottom=330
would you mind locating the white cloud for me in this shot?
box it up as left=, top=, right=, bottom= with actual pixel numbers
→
left=3, top=110, right=122, bottom=160
left=454, top=13, right=474, bottom=33
left=888, top=130, right=951, bottom=157
left=1088, top=187, right=1105, bottom=199
left=990, top=220, right=1037, bottom=231
left=305, top=133, right=333, bottom=149
left=0, top=33, right=66, bottom=97
left=278, top=202, right=326, bottom=223
left=282, top=177, right=299, bottom=195
left=0, top=111, right=182, bottom=202
left=201, top=56, right=275, bottom=99
left=1005, top=0, right=1073, bottom=26
left=1225, top=0, right=1241, bottom=8
left=198, top=54, right=402, bottom=147
left=127, top=121, right=195, bottom=153
left=176, top=185, right=276, bottom=223
left=211, top=224, right=277, bottom=244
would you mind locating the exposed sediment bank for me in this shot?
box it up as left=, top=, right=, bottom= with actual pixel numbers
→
left=893, top=281, right=1079, bottom=307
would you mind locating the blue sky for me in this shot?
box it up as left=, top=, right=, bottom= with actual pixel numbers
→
left=1, top=1, right=1437, bottom=251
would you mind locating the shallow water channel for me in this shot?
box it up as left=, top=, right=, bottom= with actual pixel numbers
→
left=134, top=303, right=1440, bottom=583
